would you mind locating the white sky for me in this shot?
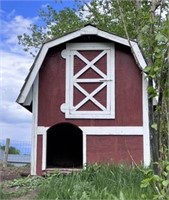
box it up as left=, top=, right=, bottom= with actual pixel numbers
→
left=0, top=12, right=35, bottom=142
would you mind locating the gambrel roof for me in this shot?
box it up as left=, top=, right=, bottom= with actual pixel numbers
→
left=16, top=24, right=147, bottom=108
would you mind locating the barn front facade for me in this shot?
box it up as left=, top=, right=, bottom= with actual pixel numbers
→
left=17, top=25, right=150, bottom=176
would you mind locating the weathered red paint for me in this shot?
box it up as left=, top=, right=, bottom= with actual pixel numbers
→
left=36, top=135, right=43, bottom=176
left=38, top=42, right=142, bottom=127
left=87, top=135, right=143, bottom=164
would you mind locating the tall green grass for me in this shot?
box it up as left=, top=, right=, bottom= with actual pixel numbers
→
left=36, top=164, right=154, bottom=200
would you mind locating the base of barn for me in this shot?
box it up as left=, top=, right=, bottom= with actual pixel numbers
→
left=35, top=133, right=143, bottom=176
left=42, top=168, right=81, bottom=176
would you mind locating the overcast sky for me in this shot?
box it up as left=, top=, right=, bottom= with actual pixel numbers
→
left=0, top=0, right=76, bottom=142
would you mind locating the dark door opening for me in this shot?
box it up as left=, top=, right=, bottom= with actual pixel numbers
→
left=47, top=123, right=83, bottom=168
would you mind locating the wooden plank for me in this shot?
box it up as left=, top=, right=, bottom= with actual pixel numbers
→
left=3, top=138, right=10, bottom=168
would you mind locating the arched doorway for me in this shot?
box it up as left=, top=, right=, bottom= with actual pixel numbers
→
left=47, top=123, right=83, bottom=168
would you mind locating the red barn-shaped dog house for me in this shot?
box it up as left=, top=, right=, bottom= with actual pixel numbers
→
left=17, top=25, right=150, bottom=176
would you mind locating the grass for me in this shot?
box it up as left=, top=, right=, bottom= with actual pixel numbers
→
left=35, top=164, right=155, bottom=200
left=0, top=164, right=155, bottom=199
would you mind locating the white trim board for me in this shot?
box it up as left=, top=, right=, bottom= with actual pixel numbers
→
left=81, top=126, right=143, bottom=135
left=17, top=25, right=147, bottom=105
left=142, top=73, right=150, bottom=166
left=37, top=126, right=143, bottom=135
left=83, top=133, right=86, bottom=165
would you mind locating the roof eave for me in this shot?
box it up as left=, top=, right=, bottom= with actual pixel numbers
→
left=17, top=25, right=147, bottom=105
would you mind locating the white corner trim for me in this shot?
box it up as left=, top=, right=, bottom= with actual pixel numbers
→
left=38, top=126, right=48, bottom=135
left=142, top=74, right=151, bottom=166
left=42, top=132, right=47, bottom=170
left=31, top=75, right=39, bottom=175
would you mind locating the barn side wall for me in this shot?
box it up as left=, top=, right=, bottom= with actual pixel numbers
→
left=87, top=135, right=143, bottom=164
left=38, top=42, right=142, bottom=127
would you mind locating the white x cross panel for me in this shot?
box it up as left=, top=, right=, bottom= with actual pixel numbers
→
left=73, top=82, right=107, bottom=112
left=73, top=50, right=107, bottom=80
left=61, top=43, right=115, bottom=119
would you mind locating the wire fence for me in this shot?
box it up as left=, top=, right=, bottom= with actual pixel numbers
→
left=0, top=139, right=31, bottom=166
left=0, top=139, right=31, bottom=155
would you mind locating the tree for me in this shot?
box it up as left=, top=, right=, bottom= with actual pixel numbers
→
left=18, top=0, right=169, bottom=172
left=18, top=5, right=85, bottom=56
left=0, top=145, right=20, bottom=154
left=112, top=0, right=169, bottom=174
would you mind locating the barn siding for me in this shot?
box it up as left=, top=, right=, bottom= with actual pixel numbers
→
left=86, top=135, right=143, bottom=164
left=38, top=42, right=142, bottom=127
left=36, top=135, right=43, bottom=176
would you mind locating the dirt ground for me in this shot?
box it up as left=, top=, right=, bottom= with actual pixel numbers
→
left=0, top=164, right=38, bottom=200
left=0, top=164, right=30, bottom=181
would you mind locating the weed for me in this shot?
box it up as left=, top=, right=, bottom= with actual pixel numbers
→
left=36, top=164, right=154, bottom=200
left=141, top=161, right=169, bottom=199
left=1, top=175, right=44, bottom=199
left=1, top=164, right=157, bottom=199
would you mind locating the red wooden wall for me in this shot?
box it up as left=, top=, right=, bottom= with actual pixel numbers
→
left=87, top=135, right=143, bottom=164
left=37, top=135, right=42, bottom=175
